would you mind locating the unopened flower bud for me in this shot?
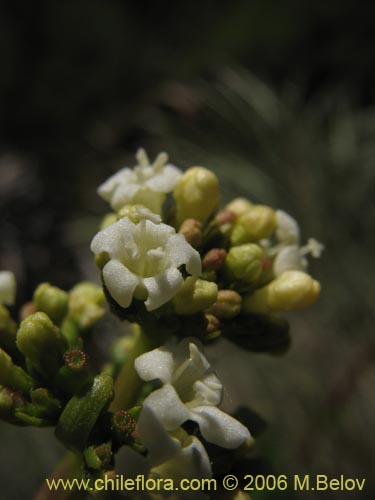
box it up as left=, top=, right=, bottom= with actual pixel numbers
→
left=0, top=271, right=16, bottom=306
left=68, top=282, right=106, bottom=329
left=179, top=218, right=202, bottom=248
left=0, top=348, right=34, bottom=393
left=0, top=386, right=26, bottom=420
left=174, top=167, right=220, bottom=226
left=205, top=313, right=221, bottom=340
left=202, top=249, right=227, bottom=271
left=173, top=277, right=218, bottom=315
left=206, top=290, right=242, bottom=319
left=225, top=198, right=253, bottom=217
left=225, top=244, right=265, bottom=284
left=0, top=304, right=18, bottom=358
left=20, top=302, right=37, bottom=320
left=231, top=205, right=276, bottom=245
left=242, top=270, right=321, bottom=314
left=17, top=312, right=67, bottom=379
left=30, top=388, right=62, bottom=419
left=33, top=283, right=69, bottom=325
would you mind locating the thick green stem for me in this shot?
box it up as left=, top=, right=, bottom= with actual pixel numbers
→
left=110, top=324, right=158, bottom=412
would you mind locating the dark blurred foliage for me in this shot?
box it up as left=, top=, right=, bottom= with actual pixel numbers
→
left=0, top=1, right=374, bottom=499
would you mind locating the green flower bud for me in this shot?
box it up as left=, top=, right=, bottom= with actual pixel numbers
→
left=100, top=213, right=117, bottom=229
left=225, top=198, right=253, bottom=217
left=55, top=373, right=114, bottom=451
left=178, top=218, right=202, bottom=248
left=174, top=167, right=220, bottom=226
left=206, top=290, right=242, bottom=319
left=16, top=312, right=67, bottom=379
left=61, top=318, right=83, bottom=349
left=242, top=271, right=321, bottom=314
left=202, top=249, right=227, bottom=271
left=0, top=348, right=34, bottom=393
left=0, top=304, right=19, bottom=360
left=68, top=282, right=106, bottom=330
left=84, top=442, right=112, bottom=470
left=225, top=244, right=265, bottom=284
left=230, top=205, right=276, bottom=245
left=30, top=388, right=62, bottom=419
left=33, top=283, right=69, bottom=325
left=0, top=385, right=26, bottom=420
left=173, top=277, right=218, bottom=315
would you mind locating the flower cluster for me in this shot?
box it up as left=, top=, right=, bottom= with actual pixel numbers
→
left=0, top=149, right=323, bottom=500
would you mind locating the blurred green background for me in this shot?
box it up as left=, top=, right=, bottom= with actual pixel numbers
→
left=0, top=1, right=373, bottom=499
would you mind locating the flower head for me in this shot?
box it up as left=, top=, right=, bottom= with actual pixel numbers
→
left=0, top=271, right=16, bottom=306
left=135, top=340, right=250, bottom=449
left=91, top=218, right=201, bottom=311
left=98, top=149, right=182, bottom=213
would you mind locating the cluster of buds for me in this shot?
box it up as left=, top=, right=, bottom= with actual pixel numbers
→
left=0, top=150, right=323, bottom=499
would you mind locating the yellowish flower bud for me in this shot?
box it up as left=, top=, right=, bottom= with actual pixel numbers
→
left=225, top=244, right=265, bottom=284
left=17, top=312, right=67, bottom=378
left=173, top=277, right=218, bottom=315
left=173, top=167, right=220, bottom=226
left=231, top=205, right=276, bottom=245
left=0, top=304, right=18, bottom=354
left=33, top=283, right=69, bottom=325
left=206, top=290, right=242, bottom=319
left=205, top=313, right=221, bottom=340
left=225, top=197, right=253, bottom=217
left=242, top=270, right=321, bottom=314
left=178, top=218, right=202, bottom=248
left=68, top=282, right=106, bottom=330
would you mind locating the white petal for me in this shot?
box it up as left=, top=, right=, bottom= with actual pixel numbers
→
left=172, top=342, right=211, bottom=395
left=115, top=445, right=150, bottom=479
left=276, top=210, right=300, bottom=245
left=0, top=271, right=16, bottom=305
left=145, top=164, right=182, bottom=192
left=151, top=435, right=212, bottom=484
left=166, top=234, right=202, bottom=276
left=98, top=168, right=139, bottom=207
left=137, top=405, right=181, bottom=466
left=90, top=217, right=136, bottom=260
left=189, top=373, right=223, bottom=408
left=102, top=259, right=140, bottom=308
left=143, top=385, right=190, bottom=432
left=143, top=267, right=183, bottom=311
left=192, top=406, right=250, bottom=449
left=135, top=346, right=175, bottom=384
left=273, top=245, right=305, bottom=276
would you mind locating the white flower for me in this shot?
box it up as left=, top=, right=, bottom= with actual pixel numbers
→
left=98, top=149, right=182, bottom=214
left=90, top=218, right=201, bottom=311
left=0, top=271, right=16, bottom=305
left=272, top=210, right=324, bottom=276
left=116, top=405, right=211, bottom=499
left=135, top=340, right=250, bottom=449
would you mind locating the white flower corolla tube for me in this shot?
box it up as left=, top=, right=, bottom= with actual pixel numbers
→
left=116, top=405, right=211, bottom=499
left=0, top=271, right=16, bottom=305
left=135, top=340, right=250, bottom=449
left=272, top=210, right=324, bottom=276
left=90, top=217, right=201, bottom=311
left=98, top=149, right=182, bottom=213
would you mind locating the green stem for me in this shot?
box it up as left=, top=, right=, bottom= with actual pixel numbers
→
left=110, top=323, right=158, bottom=412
